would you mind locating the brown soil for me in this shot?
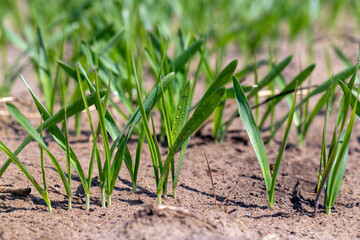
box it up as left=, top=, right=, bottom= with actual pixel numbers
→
left=0, top=35, right=360, bottom=240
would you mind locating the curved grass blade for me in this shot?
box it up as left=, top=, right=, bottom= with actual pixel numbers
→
left=76, top=63, right=149, bottom=197
left=76, top=64, right=103, bottom=208
left=247, top=55, right=293, bottom=98
left=93, top=68, right=112, bottom=206
left=171, top=81, right=191, bottom=142
left=6, top=103, right=72, bottom=201
left=170, top=81, right=191, bottom=196
left=100, top=29, right=124, bottom=55
left=172, top=137, right=190, bottom=199
left=37, top=27, right=52, bottom=110
left=62, top=82, right=72, bottom=209
left=57, top=60, right=85, bottom=81
left=213, top=92, right=226, bottom=143
left=339, top=78, right=360, bottom=119
left=233, top=76, right=272, bottom=192
left=131, top=125, right=146, bottom=193
left=269, top=83, right=298, bottom=207
left=0, top=141, right=50, bottom=208
left=198, top=60, right=237, bottom=106
left=171, top=38, right=204, bottom=72
left=234, top=60, right=268, bottom=79
left=332, top=45, right=351, bottom=67
left=317, top=78, right=334, bottom=193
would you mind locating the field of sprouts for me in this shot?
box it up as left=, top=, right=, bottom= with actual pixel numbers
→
left=0, top=0, right=360, bottom=239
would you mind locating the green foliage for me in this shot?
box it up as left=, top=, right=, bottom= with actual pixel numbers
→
left=233, top=76, right=297, bottom=207
left=315, top=59, right=360, bottom=215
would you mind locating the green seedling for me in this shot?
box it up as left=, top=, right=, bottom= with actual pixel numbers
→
left=314, top=49, right=360, bottom=215
left=314, top=62, right=360, bottom=215
left=233, top=76, right=297, bottom=207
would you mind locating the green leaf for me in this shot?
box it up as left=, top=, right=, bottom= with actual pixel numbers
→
left=5, top=26, right=24, bottom=47
left=247, top=55, right=293, bottom=98
left=339, top=81, right=360, bottom=118
left=233, top=76, right=272, bottom=192
left=0, top=140, right=46, bottom=200
left=6, top=103, right=72, bottom=198
left=332, top=45, right=351, bottom=67
left=269, top=82, right=298, bottom=207
left=132, top=55, right=161, bottom=187
left=195, top=59, right=237, bottom=108
left=37, top=27, right=52, bottom=110
left=57, top=60, right=84, bottom=81
left=100, top=29, right=124, bottom=54
left=171, top=81, right=191, bottom=141
left=213, top=92, right=226, bottom=142
left=171, top=38, right=204, bottom=72
left=234, top=60, right=268, bottom=79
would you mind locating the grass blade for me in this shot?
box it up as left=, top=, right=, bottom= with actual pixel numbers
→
left=0, top=141, right=49, bottom=207
left=269, top=83, right=298, bottom=206
left=233, top=76, right=272, bottom=192
left=247, top=55, right=293, bottom=98
left=171, top=38, right=204, bottom=72
left=6, top=103, right=72, bottom=202
left=37, top=27, right=52, bottom=110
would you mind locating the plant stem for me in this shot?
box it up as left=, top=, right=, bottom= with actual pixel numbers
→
left=157, top=193, right=162, bottom=205
left=107, top=194, right=111, bottom=207
left=101, top=188, right=106, bottom=208
left=298, top=134, right=305, bottom=147
left=68, top=196, right=72, bottom=210
left=172, top=188, right=176, bottom=200
left=326, top=207, right=331, bottom=215
left=85, top=193, right=90, bottom=211
left=163, top=172, right=168, bottom=197
left=47, top=202, right=53, bottom=213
